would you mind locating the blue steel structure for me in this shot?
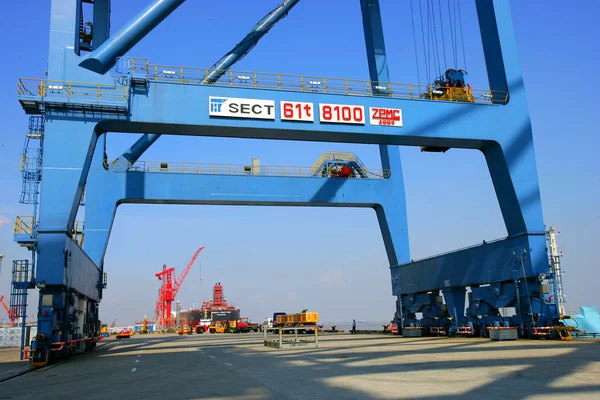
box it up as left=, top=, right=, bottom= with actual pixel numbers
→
left=13, top=0, right=559, bottom=365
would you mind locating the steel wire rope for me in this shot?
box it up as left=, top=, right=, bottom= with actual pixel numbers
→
left=430, top=0, right=443, bottom=79
left=426, top=0, right=433, bottom=81
left=426, top=0, right=438, bottom=80
left=409, top=0, right=422, bottom=87
left=457, top=0, right=467, bottom=70
left=448, top=0, right=457, bottom=68
left=418, top=0, right=430, bottom=84
left=438, top=0, right=448, bottom=69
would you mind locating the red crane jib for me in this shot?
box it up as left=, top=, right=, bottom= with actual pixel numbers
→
left=154, top=247, right=204, bottom=329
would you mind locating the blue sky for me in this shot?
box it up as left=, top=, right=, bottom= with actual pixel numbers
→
left=0, top=0, right=598, bottom=326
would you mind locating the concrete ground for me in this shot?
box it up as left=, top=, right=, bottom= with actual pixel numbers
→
left=0, top=333, right=598, bottom=399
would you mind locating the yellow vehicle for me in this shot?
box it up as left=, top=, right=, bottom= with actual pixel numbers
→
left=178, top=325, right=192, bottom=335
left=116, top=328, right=134, bottom=339
left=209, top=321, right=226, bottom=334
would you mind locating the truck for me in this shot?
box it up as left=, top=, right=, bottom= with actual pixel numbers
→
left=236, top=317, right=260, bottom=333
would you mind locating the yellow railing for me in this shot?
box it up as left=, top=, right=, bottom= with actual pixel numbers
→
left=17, top=79, right=128, bottom=104
left=73, top=221, right=85, bottom=247
left=14, top=216, right=84, bottom=247
left=129, top=57, right=508, bottom=104
left=107, top=159, right=390, bottom=179
left=14, top=216, right=35, bottom=236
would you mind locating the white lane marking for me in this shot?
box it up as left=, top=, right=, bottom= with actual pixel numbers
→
left=135, top=360, right=139, bottom=363
left=224, top=362, right=232, bottom=367
left=131, top=368, right=137, bottom=372
left=137, top=355, right=141, bottom=357
left=209, top=356, right=216, bottom=359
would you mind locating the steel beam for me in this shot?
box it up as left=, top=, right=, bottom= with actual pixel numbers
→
left=84, top=136, right=408, bottom=267
left=390, top=234, right=548, bottom=295
left=79, top=0, right=186, bottom=74
left=360, top=0, right=409, bottom=267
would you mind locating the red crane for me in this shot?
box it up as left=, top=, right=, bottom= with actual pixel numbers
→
left=0, top=295, right=15, bottom=327
left=154, top=247, right=204, bottom=329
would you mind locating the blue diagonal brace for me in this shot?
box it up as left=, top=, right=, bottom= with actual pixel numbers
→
left=79, top=0, right=186, bottom=74
left=117, top=0, right=301, bottom=164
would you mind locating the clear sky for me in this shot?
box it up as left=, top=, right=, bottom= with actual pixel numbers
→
left=0, top=0, right=598, bottom=327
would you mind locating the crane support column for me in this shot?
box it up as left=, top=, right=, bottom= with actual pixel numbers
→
left=361, top=0, right=410, bottom=330
left=117, top=0, right=301, bottom=164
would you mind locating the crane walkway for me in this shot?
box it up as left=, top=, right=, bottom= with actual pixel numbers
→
left=16, top=59, right=508, bottom=115
left=107, top=153, right=390, bottom=179
left=124, top=58, right=507, bottom=105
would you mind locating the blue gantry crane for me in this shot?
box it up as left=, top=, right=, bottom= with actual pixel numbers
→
left=12, top=0, right=562, bottom=365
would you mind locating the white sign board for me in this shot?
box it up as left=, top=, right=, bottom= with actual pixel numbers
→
left=209, top=96, right=275, bottom=120
left=369, top=107, right=403, bottom=127
left=318, top=103, right=365, bottom=124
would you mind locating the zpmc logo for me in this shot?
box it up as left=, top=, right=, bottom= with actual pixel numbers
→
left=210, top=98, right=227, bottom=113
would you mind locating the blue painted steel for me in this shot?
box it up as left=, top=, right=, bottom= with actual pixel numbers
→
left=91, top=0, right=111, bottom=50
left=79, top=0, right=186, bottom=74
left=17, top=0, right=559, bottom=364
left=563, top=307, right=600, bottom=337
left=391, top=235, right=547, bottom=295
left=360, top=0, right=410, bottom=329
left=120, top=0, right=300, bottom=164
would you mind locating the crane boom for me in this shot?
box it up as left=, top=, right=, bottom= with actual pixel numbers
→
left=173, top=246, right=204, bottom=297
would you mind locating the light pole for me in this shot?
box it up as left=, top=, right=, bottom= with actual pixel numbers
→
left=0, top=254, right=5, bottom=278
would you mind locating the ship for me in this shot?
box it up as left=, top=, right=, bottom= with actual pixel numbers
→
left=182, top=282, right=240, bottom=329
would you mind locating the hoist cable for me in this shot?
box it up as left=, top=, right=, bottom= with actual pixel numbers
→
left=453, top=0, right=459, bottom=68
left=446, top=0, right=457, bottom=69
left=418, top=0, right=430, bottom=84
left=430, top=0, right=442, bottom=79
left=438, top=0, right=448, bottom=69
left=457, top=0, right=467, bottom=70
left=409, top=0, right=422, bottom=87
left=426, top=0, right=433, bottom=81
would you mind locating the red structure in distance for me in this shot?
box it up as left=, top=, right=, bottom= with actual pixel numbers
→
left=154, top=247, right=204, bottom=329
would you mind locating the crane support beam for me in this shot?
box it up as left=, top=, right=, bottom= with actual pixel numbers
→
left=360, top=0, right=391, bottom=85
left=79, top=0, right=186, bottom=74
left=360, top=0, right=409, bottom=272
left=83, top=138, right=408, bottom=269
left=391, top=234, right=547, bottom=295
left=118, top=0, right=301, bottom=164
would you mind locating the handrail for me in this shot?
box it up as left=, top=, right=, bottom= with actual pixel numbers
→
left=14, top=216, right=35, bottom=236
left=127, top=57, right=508, bottom=105
left=106, top=159, right=390, bottom=179
left=17, top=78, right=128, bottom=104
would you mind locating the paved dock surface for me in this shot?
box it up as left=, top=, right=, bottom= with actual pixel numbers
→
left=1, top=333, right=599, bottom=399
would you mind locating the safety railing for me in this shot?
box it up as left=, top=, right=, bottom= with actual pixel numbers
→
left=107, top=159, right=390, bottom=179
left=17, top=79, right=128, bottom=106
left=14, top=216, right=35, bottom=236
left=128, top=57, right=508, bottom=105
left=73, top=221, right=84, bottom=247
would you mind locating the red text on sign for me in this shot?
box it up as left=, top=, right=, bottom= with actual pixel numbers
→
left=280, top=101, right=314, bottom=122
left=369, top=107, right=403, bottom=127
left=319, top=104, right=365, bottom=124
